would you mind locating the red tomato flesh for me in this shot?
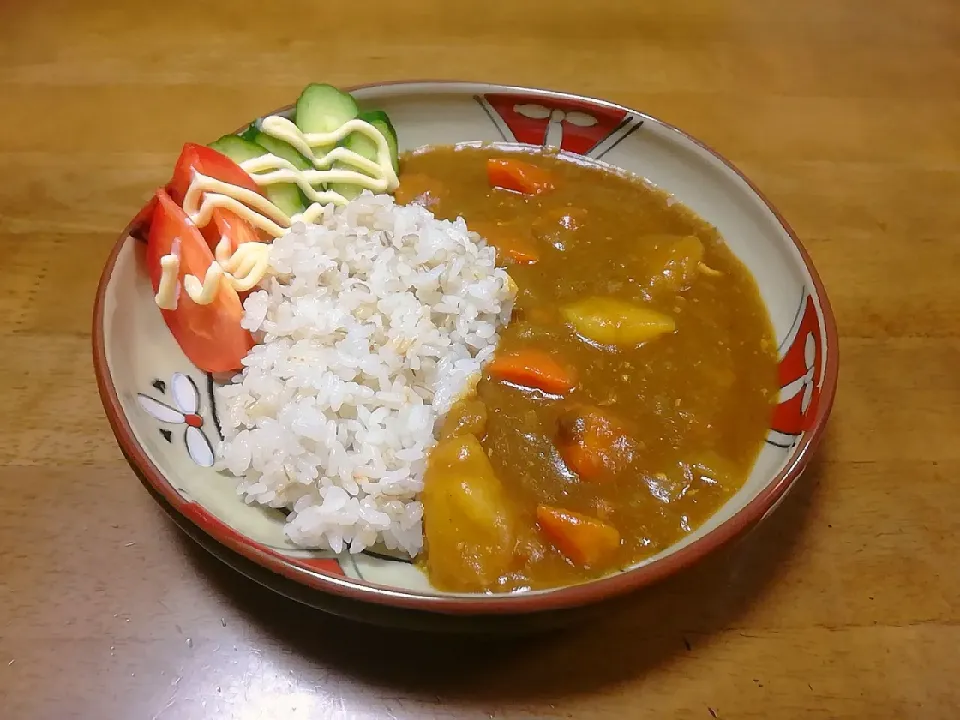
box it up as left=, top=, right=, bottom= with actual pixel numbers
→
left=167, top=143, right=265, bottom=252
left=146, top=189, right=254, bottom=373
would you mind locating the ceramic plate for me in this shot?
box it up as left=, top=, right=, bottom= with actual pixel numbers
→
left=94, top=82, right=838, bottom=625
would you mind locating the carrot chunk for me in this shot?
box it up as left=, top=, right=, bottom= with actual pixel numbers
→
left=473, top=222, right=540, bottom=265
left=487, top=158, right=555, bottom=195
left=559, top=442, right=607, bottom=481
left=487, top=349, right=577, bottom=395
left=558, top=406, right=640, bottom=481
left=536, top=505, right=621, bottom=567
left=502, top=245, right=539, bottom=265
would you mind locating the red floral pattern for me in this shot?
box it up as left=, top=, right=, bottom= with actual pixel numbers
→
left=771, top=293, right=823, bottom=441
left=481, top=93, right=632, bottom=156
left=295, top=557, right=347, bottom=577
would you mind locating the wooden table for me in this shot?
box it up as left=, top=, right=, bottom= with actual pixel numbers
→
left=2, top=1, right=958, bottom=717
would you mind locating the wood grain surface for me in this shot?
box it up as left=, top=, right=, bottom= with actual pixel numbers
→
left=2, top=0, right=958, bottom=718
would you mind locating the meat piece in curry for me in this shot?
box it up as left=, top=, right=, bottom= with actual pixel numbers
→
left=397, top=144, right=778, bottom=593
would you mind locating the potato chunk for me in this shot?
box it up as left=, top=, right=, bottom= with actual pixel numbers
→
left=422, top=435, right=517, bottom=591
left=439, top=398, right=489, bottom=440
left=562, top=297, right=675, bottom=347
left=641, top=234, right=705, bottom=297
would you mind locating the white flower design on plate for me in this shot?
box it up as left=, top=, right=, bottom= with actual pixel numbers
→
left=514, top=103, right=598, bottom=148
left=136, top=373, right=215, bottom=467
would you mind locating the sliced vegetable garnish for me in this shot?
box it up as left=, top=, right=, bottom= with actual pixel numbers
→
left=357, top=110, right=400, bottom=174
left=329, top=110, right=400, bottom=200
left=487, top=349, right=576, bottom=395
left=146, top=190, right=253, bottom=373
left=169, top=143, right=263, bottom=204
left=536, top=505, right=621, bottom=567
left=168, top=143, right=266, bottom=252
left=142, top=84, right=407, bottom=371
left=562, top=297, right=675, bottom=348
left=248, top=131, right=314, bottom=171
left=487, top=158, right=555, bottom=195
left=206, top=205, right=264, bottom=253
left=130, top=193, right=159, bottom=240
left=236, top=85, right=400, bottom=213
left=209, top=134, right=307, bottom=219
left=295, top=83, right=360, bottom=135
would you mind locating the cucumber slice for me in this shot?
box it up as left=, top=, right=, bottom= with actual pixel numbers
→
left=295, top=83, right=359, bottom=135
left=358, top=110, right=399, bottom=175
left=250, top=131, right=313, bottom=171
left=328, top=110, right=400, bottom=199
left=327, top=129, right=376, bottom=201
left=207, top=135, right=306, bottom=218
left=328, top=164, right=363, bottom=201
left=334, top=111, right=399, bottom=171
left=259, top=180, right=306, bottom=218
left=209, top=134, right=264, bottom=163
left=238, top=124, right=260, bottom=142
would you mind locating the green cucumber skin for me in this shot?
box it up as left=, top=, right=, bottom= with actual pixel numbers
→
left=212, top=85, right=399, bottom=208
left=328, top=108, right=400, bottom=198
left=358, top=110, right=399, bottom=174
left=295, top=83, right=359, bottom=135
left=238, top=124, right=260, bottom=142
left=343, top=132, right=378, bottom=162
left=263, top=183, right=307, bottom=218
left=207, top=135, right=306, bottom=217
left=250, top=131, right=313, bottom=171
left=329, top=172, right=363, bottom=200
left=209, top=134, right=265, bottom=163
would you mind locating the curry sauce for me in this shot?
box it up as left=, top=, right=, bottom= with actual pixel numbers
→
left=399, top=145, right=778, bottom=593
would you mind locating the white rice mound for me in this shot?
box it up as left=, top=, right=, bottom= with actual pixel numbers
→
left=215, top=192, right=516, bottom=557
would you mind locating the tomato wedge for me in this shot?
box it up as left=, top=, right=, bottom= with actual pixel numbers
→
left=167, top=143, right=265, bottom=252
left=129, top=193, right=158, bottom=241
left=146, top=189, right=254, bottom=373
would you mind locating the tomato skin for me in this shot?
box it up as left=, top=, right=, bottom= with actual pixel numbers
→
left=130, top=193, right=159, bottom=240
left=168, top=143, right=261, bottom=201
left=146, top=189, right=254, bottom=373
left=208, top=207, right=262, bottom=252
left=167, top=143, right=265, bottom=252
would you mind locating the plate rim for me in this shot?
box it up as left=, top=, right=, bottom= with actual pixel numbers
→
left=92, top=80, right=839, bottom=616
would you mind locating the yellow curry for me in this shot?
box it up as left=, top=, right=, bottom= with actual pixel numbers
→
left=396, top=145, right=778, bottom=593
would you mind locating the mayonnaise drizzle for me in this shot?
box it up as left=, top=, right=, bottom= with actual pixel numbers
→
left=258, top=115, right=399, bottom=193
left=183, top=173, right=290, bottom=238
left=238, top=116, right=400, bottom=223
left=156, top=242, right=271, bottom=307
left=155, top=249, right=181, bottom=310
left=154, top=109, right=399, bottom=310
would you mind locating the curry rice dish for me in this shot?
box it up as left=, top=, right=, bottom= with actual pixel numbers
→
left=140, top=83, right=777, bottom=594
